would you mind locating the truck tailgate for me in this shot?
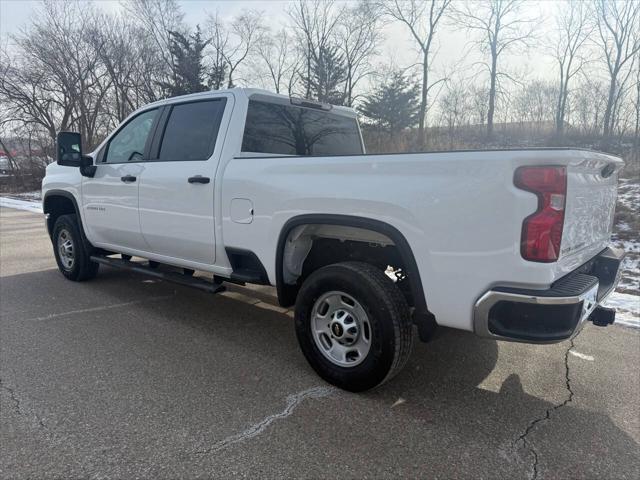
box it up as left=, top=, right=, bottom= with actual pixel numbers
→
left=560, top=152, right=623, bottom=271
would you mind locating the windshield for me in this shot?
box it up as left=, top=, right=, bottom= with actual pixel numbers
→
left=241, top=100, right=363, bottom=156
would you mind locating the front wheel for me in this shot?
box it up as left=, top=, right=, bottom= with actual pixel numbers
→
left=294, top=262, right=413, bottom=392
left=52, top=214, right=99, bottom=281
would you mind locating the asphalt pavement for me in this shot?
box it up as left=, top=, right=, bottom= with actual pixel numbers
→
left=1, top=207, right=638, bottom=479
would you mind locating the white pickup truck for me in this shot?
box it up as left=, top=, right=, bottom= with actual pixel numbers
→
left=43, top=88, right=625, bottom=391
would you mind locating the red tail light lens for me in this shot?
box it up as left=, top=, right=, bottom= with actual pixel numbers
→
left=514, top=166, right=567, bottom=262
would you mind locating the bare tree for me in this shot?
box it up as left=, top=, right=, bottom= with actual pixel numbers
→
left=381, top=0, right=451, bottom=147
left=255, top=28, right=298, bottom=94
left=438, top=79, right=470, bottom=148
left=29, top=1, right=113, bottom=148
left=571, top=78, right=609, bottom=136
left=206, top=10, right=265, bottom=89
left=468, top=85, right=489, bottom=126
left=0, top=49, right=72, bottom=145
left=594, top=0, right=640, bottom=138
left=512, top=80, right=557, bottom=132
left=2, top=1, right=111, bottom=148
left=0, top=118, right=24, bottom=180
left=455, top=0, right=537, bottom=138
left=609, top=56, right=638, bottom=137
left=551, top=0, right=591, bottom=137
left=634, top=51, right=640, bottom=163
left=288, top=0, right=341, bottom=98
left=207, top=13, right=228, bottom=90
left=122, top=0, right=185, bottom=90
left=337, top=1, right=382, bottom=106
left=89, top=12, right=165, bottom=123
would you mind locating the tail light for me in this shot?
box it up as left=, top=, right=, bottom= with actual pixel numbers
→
left=514, top=166, right=567, bottom=262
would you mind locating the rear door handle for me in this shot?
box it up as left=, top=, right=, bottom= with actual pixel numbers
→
left=188, top=175, right=210, bottom=184
left=120, top=175, right=136, bottom=183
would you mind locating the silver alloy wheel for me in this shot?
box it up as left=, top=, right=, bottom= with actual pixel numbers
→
left=57, top=228, right=75, bottom=270
left=311, top=291, right=371, bottom=367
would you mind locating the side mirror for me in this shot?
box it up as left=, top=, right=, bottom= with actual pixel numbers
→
left=57, top=132, right=82, bottom=167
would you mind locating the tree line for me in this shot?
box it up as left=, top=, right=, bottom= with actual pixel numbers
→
left=0, top=0, right=638, bottom=183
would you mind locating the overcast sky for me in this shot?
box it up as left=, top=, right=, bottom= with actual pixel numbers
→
left=0, top=0, right=561, bottom=92
left=1, top=1, right=290, bottom=36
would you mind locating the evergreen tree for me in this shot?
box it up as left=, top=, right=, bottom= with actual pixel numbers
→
left=358, top=72, right=421, bottom=134
left=161, top=25, right=209, bottom=97
left=208, top=63, right=227, bottom=91
left=303, top=45, right=347, bottom=105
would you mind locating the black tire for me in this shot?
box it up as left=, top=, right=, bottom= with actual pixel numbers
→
left=295, top=261, right=413, bottom=392
left=52, top=214, right=99, bottom=281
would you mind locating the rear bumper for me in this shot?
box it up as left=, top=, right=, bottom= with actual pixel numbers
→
left=474, top=246, right=625, bottom=343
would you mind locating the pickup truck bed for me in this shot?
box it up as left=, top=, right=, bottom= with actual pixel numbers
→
left=222, top=147, right=623, bottom=333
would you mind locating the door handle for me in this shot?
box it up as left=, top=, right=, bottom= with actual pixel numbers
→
left=120, top=175, right=137, bottom=183
left=188, top=175, right=210, bottom=184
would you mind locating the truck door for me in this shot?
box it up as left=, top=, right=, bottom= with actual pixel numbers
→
left=138, top=97, right=228, bottom=266
left=82, top=108, right=159, bottom=251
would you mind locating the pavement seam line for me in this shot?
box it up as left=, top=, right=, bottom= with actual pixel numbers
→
left=193, top=386, right=336, bottom=455
left=514, top=329, right=582, bottom=480
left=569, top=350, right=594, bottom=361
left=22, top=294, right=176, bottom=322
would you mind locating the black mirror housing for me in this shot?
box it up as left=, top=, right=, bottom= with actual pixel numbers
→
left=57, top=131, right=82, bottom=167
left=80, top=154, right=97, bottom=178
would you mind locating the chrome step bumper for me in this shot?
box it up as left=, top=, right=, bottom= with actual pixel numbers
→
left=473, top=247, right=625, bottom=344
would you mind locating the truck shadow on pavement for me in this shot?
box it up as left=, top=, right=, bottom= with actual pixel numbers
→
left=1, top=267, right=638, bottom=479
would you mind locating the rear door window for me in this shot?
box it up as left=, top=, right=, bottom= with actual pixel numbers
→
left=241, top=100, right=363, bottom=156
left=157, top=99, right=226, bottom=161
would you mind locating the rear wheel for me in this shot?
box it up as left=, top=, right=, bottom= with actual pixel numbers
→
left=295, top=261, right=413, bottom=392
left=52, top=214, right=99, bottom=281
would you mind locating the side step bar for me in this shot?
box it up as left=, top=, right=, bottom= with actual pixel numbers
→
left=90, top=255, right=226, bottom=294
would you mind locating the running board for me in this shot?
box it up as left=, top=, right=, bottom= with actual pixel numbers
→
left=90, top=255, right=226, bottom=294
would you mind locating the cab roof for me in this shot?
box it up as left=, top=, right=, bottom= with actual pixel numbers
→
left=143, top=87, right=358, bottom=118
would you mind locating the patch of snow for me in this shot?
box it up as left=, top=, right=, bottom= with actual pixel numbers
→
left=621, top=255, right=640, bottom=273
left=614, top=240, right=640, bottom=254
left=617, top=178, right=639, bottom=207
left=8, top=190, right=42, bottom=201
left=604, top=292, right=640, bottom=329
left=615, top=254, right=640, bottom=292
left=0, top=197, right=43, bottom=213
left=614, top=311, right=640, bottom=329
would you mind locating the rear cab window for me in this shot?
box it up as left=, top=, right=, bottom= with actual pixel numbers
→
left=241, top=99, right=363, bottom=156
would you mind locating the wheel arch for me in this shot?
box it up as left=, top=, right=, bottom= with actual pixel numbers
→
left=275, top=214, right=429, bottom=319
left=43, top=190, right=82, bottom=238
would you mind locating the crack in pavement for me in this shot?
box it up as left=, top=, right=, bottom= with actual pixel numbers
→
left=514, top=329, right=582, bottom=480
left=0, top=377, right=47, bottom=429
left=193, top=386, right=336, bottom=455
left=0, top=378, right=23, bottom=415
